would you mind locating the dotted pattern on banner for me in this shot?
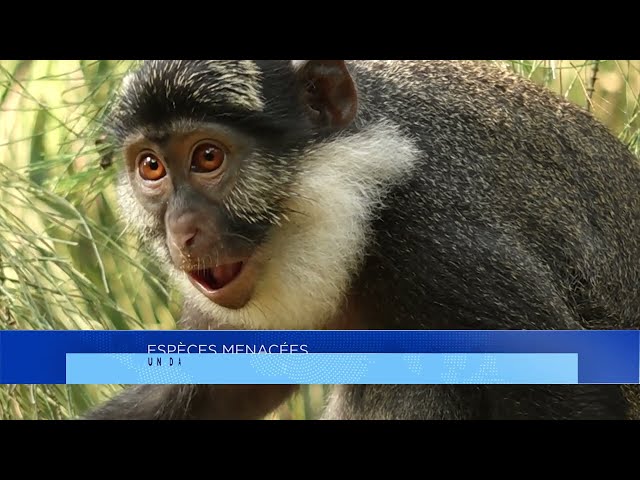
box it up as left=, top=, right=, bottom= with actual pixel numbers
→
left=442, top=353, right=505, bottom=384
left=248, top=354, right=373, bottom=383
left=442, top=354, right=467, bottom=384
left=79, top=330, right=112, bottom=353
left=403, top=354, right=423, bottom=376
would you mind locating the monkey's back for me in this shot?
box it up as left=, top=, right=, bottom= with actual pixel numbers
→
left=351, top=60, right=640, bottom=332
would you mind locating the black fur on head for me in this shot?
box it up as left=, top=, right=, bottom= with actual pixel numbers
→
left=104, top=60, right=352, bottom=153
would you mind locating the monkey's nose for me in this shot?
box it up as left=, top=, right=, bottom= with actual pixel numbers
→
left=169, top=214, right=200, bottom=251
left=177, top=229, right=197, bottom=249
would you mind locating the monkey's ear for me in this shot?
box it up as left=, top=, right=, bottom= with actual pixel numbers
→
left=292, top=60, right=357, bottom=129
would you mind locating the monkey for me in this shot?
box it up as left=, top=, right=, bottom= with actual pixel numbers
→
left=84, top=60, right=640, bottom=420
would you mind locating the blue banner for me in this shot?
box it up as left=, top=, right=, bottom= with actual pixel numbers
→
left=0, top=330, right=638, bottom=385
left=66, top=353, right=579, bottom=384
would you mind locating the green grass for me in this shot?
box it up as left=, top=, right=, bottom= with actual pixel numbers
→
left=0, top=60, right=638, bottom=420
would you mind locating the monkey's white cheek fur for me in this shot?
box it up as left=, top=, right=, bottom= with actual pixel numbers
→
left=180, top=121, right=420, bottom=330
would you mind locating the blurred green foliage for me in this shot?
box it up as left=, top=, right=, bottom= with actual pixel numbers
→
left=0, top=60, right=638, bottom=420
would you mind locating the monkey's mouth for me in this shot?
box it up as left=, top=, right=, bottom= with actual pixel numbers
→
left=187, top=260, right=255, bottom=310
left=189, top=262, right=244, bottom=292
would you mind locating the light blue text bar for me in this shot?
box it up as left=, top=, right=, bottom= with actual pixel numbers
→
left=66, top=353, right=578, bottom=385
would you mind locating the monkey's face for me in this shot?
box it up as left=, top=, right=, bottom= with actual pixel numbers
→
left=108, top=60, right=417, bottom=329
left=122, top=124, right=280, bottom=310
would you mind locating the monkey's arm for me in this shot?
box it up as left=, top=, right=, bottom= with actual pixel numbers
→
left=322, top=384, right=486, bottom=420
left=83, top=384, right=298, bottom=420
left=323, top=383, right=625, bottom=420
left=83, top=305, right=299, bottom=420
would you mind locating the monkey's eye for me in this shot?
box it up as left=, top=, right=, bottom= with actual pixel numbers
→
left=191, top=142, right=225, bottom=173
left=138, top=153, right=166, bottom=181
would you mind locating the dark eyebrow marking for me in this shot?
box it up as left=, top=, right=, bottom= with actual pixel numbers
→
left=145, top=132, right=171, bottom=145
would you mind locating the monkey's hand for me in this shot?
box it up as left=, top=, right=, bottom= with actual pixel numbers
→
left=82, top=385, right=191, bottom=420
left=82, top=384, right=298, bottom=420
